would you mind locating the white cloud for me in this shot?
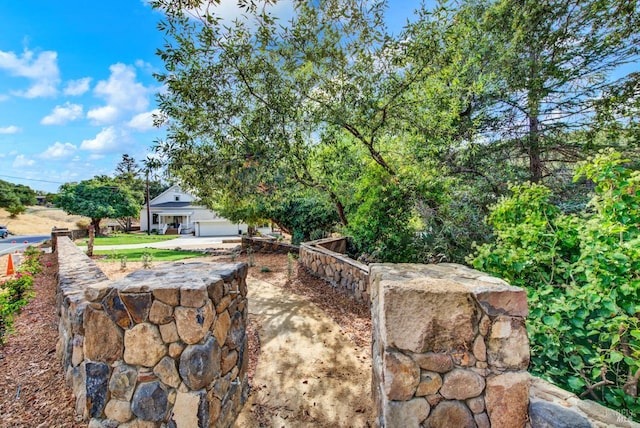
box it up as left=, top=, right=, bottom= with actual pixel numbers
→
left=183, top=0, right=294, bottom=26
left=88, top=154, right=105, bottom=160
left=134, top=59, right=156, bottom=75
left=39, top=142, right=77, bottom=159
left=13, top=154, right=35, bottom=167
left=87, top=105, right=119, bottom=124
left=87, top=63, right=150, bottom=125
left=64, top=77, right=92, bottom=96
left=80, top=126, right=129, bottom=153
left=127, top=109, right=162, bottom=131
left=41, top=102, right=84, bottom=125
left=0, top=125, right=21, bottom=134
left=0, top=48, right=60, bottom=98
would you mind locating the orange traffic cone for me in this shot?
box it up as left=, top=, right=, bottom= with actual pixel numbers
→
left=6, top=254, right=14, bottom=276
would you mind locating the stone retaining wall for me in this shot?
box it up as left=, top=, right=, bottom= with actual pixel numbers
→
left=370, top=263, right=531, bottom=427
left=299, top=237, right=370, bottom=303
left=241, top=236, right=299, bottom=255
left=55, top=236, right=249, bottom=427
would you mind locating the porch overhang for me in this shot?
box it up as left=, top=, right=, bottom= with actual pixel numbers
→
left=154, top=211, right=194, bottom=216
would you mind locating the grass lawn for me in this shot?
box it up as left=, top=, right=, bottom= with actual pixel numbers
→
left=95, top=248, right=207, bottom=262
left=82, top=233, right=178, bottom=246
left=93, top=248, right=207, bottom=262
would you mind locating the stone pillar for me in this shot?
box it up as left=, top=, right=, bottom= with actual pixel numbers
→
left=51, top=227, right=71, bottom=252
left=370, top=263, right=530, bottom=428
left=55, top=237, right=250, bottom=427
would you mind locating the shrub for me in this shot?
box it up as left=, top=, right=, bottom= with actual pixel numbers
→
left=7, top=203, right=26, bottom=218
left=76, top=219, right=90, bottom=230
left=470, top=150, right=640, bottom=420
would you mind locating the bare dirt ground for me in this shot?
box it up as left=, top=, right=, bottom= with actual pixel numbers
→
left=0, top=207, right=88, bottom=236
left=0, top=251, right=373, bottom=427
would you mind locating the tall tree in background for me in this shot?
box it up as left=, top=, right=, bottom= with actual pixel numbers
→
left=114, top=154, right=143, bottom=231
left=468, top=0, right=639, bottom=183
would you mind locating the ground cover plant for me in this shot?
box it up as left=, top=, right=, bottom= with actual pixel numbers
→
left=0, top=247, right=42, bottom=343
left=470, top=151, right=640, bottom=420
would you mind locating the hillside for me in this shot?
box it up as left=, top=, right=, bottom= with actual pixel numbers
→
left=0, top=207, right=88, bottom=235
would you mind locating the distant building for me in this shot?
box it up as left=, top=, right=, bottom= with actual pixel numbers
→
left=139, top=185, right=248, bottom=236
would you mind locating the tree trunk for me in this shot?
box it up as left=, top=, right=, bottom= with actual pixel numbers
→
left=329, top=192, right=348, bottom=226
left=528, top=114, right=543, bottom=183
left=87, top=225, right=95, bottom=257
left=91, top=218, right=102, bottom=236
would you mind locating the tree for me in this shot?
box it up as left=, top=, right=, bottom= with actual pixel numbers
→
left=55, top=177, right=140, bottom=234
left=151, top=0, right=466, bottom=257
left=114, top=154, right=141, bottom=181
left=114, top=154, right=143, bottom=231
left=456, top=0, right=640, bottom=183
left=0, top=180, right=36, bottom=218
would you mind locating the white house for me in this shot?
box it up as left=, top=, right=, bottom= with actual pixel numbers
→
left=139, top=185, right=248, bottom=236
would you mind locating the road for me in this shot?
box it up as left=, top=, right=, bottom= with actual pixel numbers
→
left=0, top=235, right=50, bottom=256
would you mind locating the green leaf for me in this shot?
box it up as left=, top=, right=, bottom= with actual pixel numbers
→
left=567, top=376, right=586, bottom=391
left=608, top=351, right=624, bottom=364
left=543, top=313, right=562, bottom=328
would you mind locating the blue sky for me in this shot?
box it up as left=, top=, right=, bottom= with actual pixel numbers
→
left=0, top=1, right=422, bottom=194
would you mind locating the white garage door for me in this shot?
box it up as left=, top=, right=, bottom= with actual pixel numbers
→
left=197, top=222, right=241, bottom=236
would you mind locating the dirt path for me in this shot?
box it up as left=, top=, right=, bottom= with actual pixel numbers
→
left=235, top=278, right=374, bottom=427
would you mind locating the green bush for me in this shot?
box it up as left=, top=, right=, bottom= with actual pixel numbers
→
left=470, top=150, right=640, bottom=420
left=347, top=169, right=418, bottom=263
left=267, top=190, right=339, bottom=245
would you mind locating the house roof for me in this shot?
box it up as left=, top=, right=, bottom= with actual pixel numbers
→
left=150, top=201, right=194, bottom=208
left=148, top=184, right=197, bottom=205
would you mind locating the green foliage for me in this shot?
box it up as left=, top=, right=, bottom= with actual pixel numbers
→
left=470, top=151, right=640, bottom=419
left=151, top=0, right=640, bottom=266
left=287, top=252, right=295, bottom=280
left=260, top=266, right=271, bottom=273
left=0, top=246, right=42, bottom=344
left=6, top=203, right=26, bottom=218
left=55, top=176, right=141, bottom=232
left=347, top=167, right=419, bottom=262
left=142, top=251, right=154, bottom=269
left=264, top=189, right=340, bottom=245
left=0, top=180, right=36, bottom=210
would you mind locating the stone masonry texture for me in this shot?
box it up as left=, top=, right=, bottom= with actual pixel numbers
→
left=369, top=262, right=530, bottom=428
left=55, top=236, right=249, bottom=427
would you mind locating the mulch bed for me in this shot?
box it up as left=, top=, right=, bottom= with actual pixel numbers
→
left=0, top=252, right=83, bottom=428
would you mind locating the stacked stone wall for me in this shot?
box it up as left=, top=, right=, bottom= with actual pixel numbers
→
left=55, top=236, right=249, bottom=427
left=241, top=236, right=299, bottom=255
left=370, top=263, right=531, bottom=427
left=299, top=237, right=369, bottom=303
